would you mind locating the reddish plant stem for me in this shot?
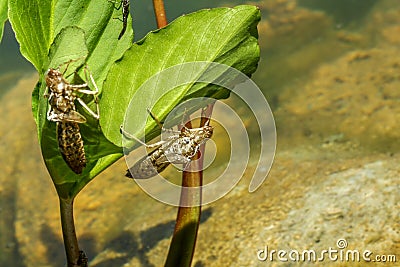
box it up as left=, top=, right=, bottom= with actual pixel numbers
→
left=152, top=0, right=168, bottom=28
left=164, top=104, right=215, bottom=267
left=152, top=2, right=215, bottom=265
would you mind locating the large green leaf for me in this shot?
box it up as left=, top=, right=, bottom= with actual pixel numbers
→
left=101, top=5, right=261, bottom=146
left=33, top=27, right=123, bottom=199
left=8, top=0, right=133, bottom=76
left=8, top=0, right=52, bottom=70
left=52, top=0, right=133, bottom=84
left=9, top=0, right=134, bottom=199
left=0, top=0, right=7, bottom=42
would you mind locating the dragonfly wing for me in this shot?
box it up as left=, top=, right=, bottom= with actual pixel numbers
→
left=62, top=110, right=87, bottom=123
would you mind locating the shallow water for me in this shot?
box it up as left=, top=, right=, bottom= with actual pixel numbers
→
left=1, top=0, right=399, bottom=266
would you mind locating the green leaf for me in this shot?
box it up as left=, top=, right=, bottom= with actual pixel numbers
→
left=40, top=117, right=123, bottom=199
left=18, top=0, right=134, bottom=199
left=101, top=5, right=261, bottom=146
left=8, top=0, right=53, bottom=70
left=8, top=0, right=133, bottom=74
left=33, top=27, right=123, bottom=199
left=52, top=0, right=133, bottom=84
left=0, top=0, right=7, bottom=42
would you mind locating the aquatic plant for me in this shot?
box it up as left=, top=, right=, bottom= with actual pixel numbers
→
left=1, top=0, right=260, bottom=266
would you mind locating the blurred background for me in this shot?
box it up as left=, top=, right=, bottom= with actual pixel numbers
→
left=1, top=0, right=399, bottom=266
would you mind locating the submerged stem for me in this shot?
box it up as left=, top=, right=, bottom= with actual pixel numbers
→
left=164, top=104, right=214, bottom=267
left=59, top=197, right=87, bottom=267
left=164, top=148, right=202, bottom=267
